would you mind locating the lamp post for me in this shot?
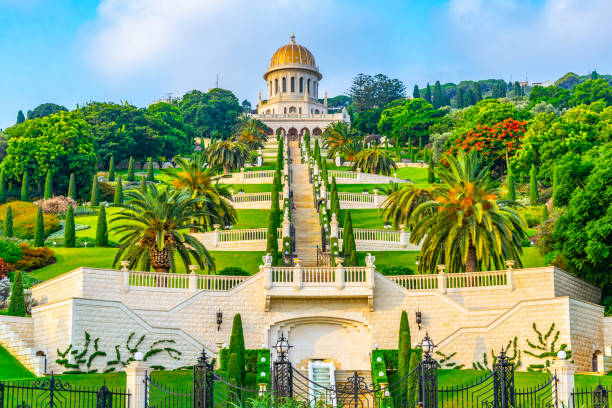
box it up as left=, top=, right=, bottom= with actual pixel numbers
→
left=272, top=332, right=293, bottom=398
left=418, top=333, right=438, bottom=408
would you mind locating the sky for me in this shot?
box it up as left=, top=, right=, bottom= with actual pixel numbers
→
left=0, top=0, right=610, bottom=129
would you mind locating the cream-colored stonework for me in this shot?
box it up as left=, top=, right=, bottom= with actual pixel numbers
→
left=18, top=264, right=605, bottom=375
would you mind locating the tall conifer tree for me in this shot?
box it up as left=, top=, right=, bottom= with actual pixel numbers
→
left=67, top=173, right=76, bottom=201
left=433, top=81, right=443, bottom=108
left=228, top=314, right=246, bottom=382
left=16, top=110, right=25, bottom=124
left=424, top=83, right=432, bottom=103
left=474, top=83, right=482, bottom=102
left=44, top=170, right=53, bottom=199
left=342, top=210, right=357, bottom=266
left=64, top=206, right=75, bottom=247
left=114, top=174, right=123, bottom=205
left=4, top=206, right=13, bottom=237
left=34, top=206, right=45, bottom=247
left=108, top=156, right=116, bottom=182
left=96, top=205, right=108, bottom=247
left=529, top=164, right=538, bottom=205
left=21, top=171, right=29, bottom=201
left=127, top=157, right=135, bottom=182
left=0, top=171, right=6, bottom=204
left=146, top=157, right=155, bottom=182
left=412, top=85, right=420, bottom=99
left=7, top=271, right=25, bottom=317
left=90, top=175, right=100, bottom=206
left=398, top=310, right=412, bottom=389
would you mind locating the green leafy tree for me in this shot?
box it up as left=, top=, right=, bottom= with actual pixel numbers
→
left=64, top=206, right=75, bottom=247
left=44, top=169, right=53, bottom=199
left=229, top=314, right=246, bottom=382
left=206, top=140, right=250, bottom=174
left=427, top=157, right=435, bottom=183
left=110, top=185, right=214, bottom=272
left=322, top=122, right=362, bottom=161
left=456, top=87, right=465, bottom=108
left=378, top=98, right=444, bottom=145
left=413, top=85, right=420, bottom=99
left=3, top=205, right=13, bottom=237
left=568, top=79, right=612, bottom=107
left=114, top=174, right=124, bottom=205
left=342, top=210, right=357, bottom=266
left=108, top=156, right=116, bottom=182
left=7, top=270, right=25, bottom=317
left=96, top=205, right=108, bottom=247
left=529, top=164, right=539, bottom=205
left=20, top=171, right=29, bottom=201
left=433, top=81, right=444, bottom=108
left=67, top=173, right=76, bottom=201
left=348, top=73, right=406, bottom=112
left=474, top=83, right=482, bottom=102
left=351, top=147, right=397, bottom=176
left=424, top=83, right=432, bottom=103
left=146, top=157, right=155, bottom=182
left=34, top=206, right=45, bottom=247
left=91, top=176, right=100, bottom=206
left=16, top=110, right=25, bottom=124
left=179, top=88, right=243, bottom=140
left=27, top=103, right=67, bottom=119
left=529, top=86, right=570, bottom=109
left=398, top=311, right=412, bottom=390
left=552, top=165, right=559, bottom=208
left=127, top=157, right=135, bottom=182
left=0, top=171, right=6, bottom=204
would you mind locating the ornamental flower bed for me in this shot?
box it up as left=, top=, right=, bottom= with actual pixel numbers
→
left=0, top=201, right=60, bottom=239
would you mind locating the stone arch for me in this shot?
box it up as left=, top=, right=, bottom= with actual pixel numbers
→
left=267, top=316, right=373, bottom=371
left=288, top=127, right=298, bottom=141
left=313, top=127, right=322, bottom=136
left=299, top=127, right=310, bottom=136
left=265, top=109, right=271, bottom=114
left=593, top=350, right=603, bottom=372
left=289, top=106, right=297, bottom=114
left=277, top=128, right=286, bottom=137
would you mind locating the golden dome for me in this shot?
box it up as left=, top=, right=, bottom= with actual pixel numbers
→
left=269, top=33, right=316, bottom=69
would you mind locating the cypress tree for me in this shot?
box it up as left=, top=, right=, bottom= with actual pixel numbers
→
left=127, top=157, right=135, bottom=182
left=146, top=158, right=155, bottom=182
left=514, top=81, right=521, bottom=97
left=227, top=353, right=241, bottom=385
left=0, top=171, right=6, bottom=204
left=16, top=110, right=25, bottom=125
left=466, top=89, right=476, bottom=106
left=474, top=83, right=482, bottom=102
left=7, top=270, right=25, bottom=317
left=342, top=210, right=357, bottom=266
left=541, top=204, right=549, bottom=221
left=4, top=205, right=13, bottom=238
left=108, top=156, right=116, bottom=182
left=140, top=176, right=147, bottom=193
left=228, top=314, right=246, bottom=382
left=64, top=206, right=75, bottom=248
left=34, top=206, right=45, bottom=247
left=456, top=87, right=465, bottom=108
left=267, top=189, right=280, bottom=264
left=96, top=205, right=108, bottom=247
left=552, top=165, right=560, bottom=208
left=424, top=83, right=432, bottom=103
left=21, top=170, right=29, bottom=201
left=406, top=352, right=419, bottom=405
left=506, top=165, right=516, bottom=201
left=90, top=175, right=100, bottom=206
left=398, top=311, right=412, bottom=389
left=433, top=81, right=443, bottom=108
left=529, top=164, right=538, bottom=205
left=44, top=169, right=53, bottom=199
left=412, top=84, right=420, bottom=99
left=428, top=157, right=435, bottom=184
left=67, top=173, right=76, bottom=201
left=114, top=174, right=123, bottom=205
left=418, top=136, right=422, bottom=160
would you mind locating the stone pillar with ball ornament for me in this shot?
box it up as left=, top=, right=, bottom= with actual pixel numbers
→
left=551, top=351, right=575, bottom=407
left=124, top=352, right=150, bottom=408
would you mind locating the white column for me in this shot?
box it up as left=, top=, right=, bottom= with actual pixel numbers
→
left=188, top=265, right=198, bottom=292
left=293, top=258, right=302, bottom=290
left=125, top=360, right=150, bottom=408
left=550, top=358, right=575, bottom=408
left=262, top=253, right=273, bottom=289
left=335, top=258, right=345, bottom=290
left=121, top=261, right=130, bottom=293
left=437, top=264, right=447, bottom=294
left=356, top=167, right=362, bottom=182
left=240, top=168, right=245, bottom=182
left=365, top=253, right=376, bottom=289
left=505, top=260, right=515, bottom=290
left=335, top=152, right=342, bottom=166
left=399, top=224, right=408, bottom=248
left=330, top=213, right=339, bottom=238
left=282, top=215, right=291, bottom=238
left=213, top=224, right=221, bottom=248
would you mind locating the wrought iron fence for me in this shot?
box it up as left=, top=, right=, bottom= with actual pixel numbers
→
left=572, top=384, right=611, bottom=408
left=0, top=373, right=130, bottom=408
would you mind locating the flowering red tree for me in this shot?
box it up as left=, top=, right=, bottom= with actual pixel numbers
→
left=446, top=118, right=527, bottom=169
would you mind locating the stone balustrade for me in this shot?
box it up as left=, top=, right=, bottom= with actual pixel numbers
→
left=337, top=192, right=388, bottom=209
left=128, top=270, right=248, bottom=291
left=193, top=227, right=284, bottom=251
left=229, top=193, right=284, bottom=209
left=388, top=269, right=512, bottom=293
left=335, top=227, right=421, bottom=251
left=328, top=169, right=405, bottom=184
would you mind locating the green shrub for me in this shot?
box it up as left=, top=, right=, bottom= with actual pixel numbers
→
left=64, top=206, right=75, bottom=248
left=34, top=206, right=44, bottom=247
left=7, top=270, right=25, bottom=316
left=108, top=156, right=116, bottom=182
left=127, top=157, right=135, bottom=182
left=96, top=206, right=108, bottom=247
left=0, top=202, right=60, bottom=239
left=98, top=181, right=114, bottom=203
left=7, top=270, right=40, bottom=289
left=0, top=238, right=23, bottom=263
left=227, top=353, right=240, bottom=385
left=256, top=349, right=271, bottom=384
left=68, top=173, right=76, bottom=200
left=13, top=243, right=55, bottom=271
left=219, top=266, right=250, bottom=276
left=518, top=206, right=542, bottom=228
left=381, top=265, right=414, bottom=276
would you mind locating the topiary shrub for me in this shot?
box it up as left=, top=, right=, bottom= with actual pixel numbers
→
left=219, top=266, right=249, bottom=276
left=98, top=182, right=115, bottom=203
left=0, top=239, right=24, bottom=264
left=7, top=270, right=25, bottom=316
left=0, top=201, right=60, bottom=239
left=229, top=314, right=246, bottom=382
left=381, top=265, right=415, bottom=276
left=13, top=243, right=55, bottom=271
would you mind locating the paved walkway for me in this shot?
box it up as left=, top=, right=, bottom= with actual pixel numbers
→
left=289, top=141, right=321, bottom=266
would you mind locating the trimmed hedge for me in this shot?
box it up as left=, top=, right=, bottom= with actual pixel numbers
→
left=220, top=348, right=269, bottom=375
left=371, top=348, right=422, bottom=373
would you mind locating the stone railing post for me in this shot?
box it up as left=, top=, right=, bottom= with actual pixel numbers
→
left=213, top=224, right=221, bottom=248
left=335, top=152, right=342, bottom=166
left=262, top=253, right=273, bottom=289
left=240, top=168, right=245, bottom=182
left=121, top=261, right=130, bottom=292
left=125, top=358, right=150, bottom=408
left=550, top=358, right=575, bottom=408
left=282, top=215, right=291, bottom=239
left=393, top=172, right=398, bottom=183
left=356, top=167, right=362, bottom=182
left=437, top=264, right=447, bottom=294
left=293, top=258, right=302, bottom=290
left=258, top=383, right=268, bottom=397
left=505, top=260, right=515, bottom=290
left=188, top=265, right=198, bottom=292
left=330, top=213, right=339, bottom=238
left=365, top=253, right=376, bottom=289
left=335, top=257, right=345, bottom=290
left=320, top=183, right=326, bottom=200
left=283, top=183, right=290, bottom=200
left=399, top=224, right=408, bottom=248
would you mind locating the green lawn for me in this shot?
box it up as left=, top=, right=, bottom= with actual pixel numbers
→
left=29, top=248, right=265, bottom=282
left=0, top=345, right=35, bottom=380
left=340, top=209, right=386, bottom=228
left=234, top=209, right=271, bottom=228
left=395, top=167, right=429, bottom=184
left=337, top=184, right=391, bottom=193
left=228, top=184, right=273, bottom=193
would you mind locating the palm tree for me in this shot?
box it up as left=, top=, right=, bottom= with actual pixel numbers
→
left=382, top=184, right=431, bottom=228
left=351, top=147, right=397, bottom=176
left=207, top=140, right=250, bottom=174
left=390, top=150, right=526, bottom=274
left=235, top=117, right=269, bottom=150
left=163, top=151, right=237, bottom=231
left=110, top=185, right=215, bottom=273
left=322, top=122, right=362, bottom=161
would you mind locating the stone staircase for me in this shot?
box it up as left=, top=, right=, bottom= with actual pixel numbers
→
left=0, top=321, right=44, bottom=376
left=289, top=141, right=322, bottom=267
left=334, top=370, right=375, bottom=407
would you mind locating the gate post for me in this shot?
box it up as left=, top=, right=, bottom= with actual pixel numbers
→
left=494, top=349, right=515, bottom=408
left=272, top=332, right=293, bottom=398
left=125, top=358, right=150, bottom=408
left=418, top=333, right=438, bottom=408
left=194, top=349, right=214, bottom=408
left=550, top=357, right=575, bottom=408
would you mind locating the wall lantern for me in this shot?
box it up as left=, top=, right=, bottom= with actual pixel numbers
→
left=419, top=332, right=436, bottom=358
left=216, top=310, right=223, bottom=331
left=415, top=310, right=422, bottom=330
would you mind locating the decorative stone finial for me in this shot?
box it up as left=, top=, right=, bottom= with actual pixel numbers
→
left=365, top=253, right=376, bottom=267
left=437, top=264, right=447, bottom=273
left=290, top=32, right=295, bottom=43
left=120, top=260, right=130, bottom=272
left=263, top=253, right=273, bottom=266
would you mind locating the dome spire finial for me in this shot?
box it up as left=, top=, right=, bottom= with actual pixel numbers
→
left=290, top=32, right=295, bottom=43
